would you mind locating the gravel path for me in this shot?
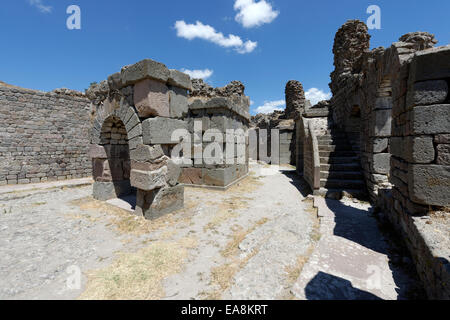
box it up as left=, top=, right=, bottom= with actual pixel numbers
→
left=0, top=164, right=316, bottom=300
left=0, top=163, right=424, bottom=300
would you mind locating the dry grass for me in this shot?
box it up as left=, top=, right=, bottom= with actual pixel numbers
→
left=200, top=218, right=269, bottom=300
left=203, top=196, right=252, bottom=231
left=279, top=199, right=321, bottom=300
left=221, top=218, right=269, bottom=258
left=79, top=237, right=197, bottom=300
left=70, top=197, right=198, bottom=236
left=201, top=248, right=260, bottom=300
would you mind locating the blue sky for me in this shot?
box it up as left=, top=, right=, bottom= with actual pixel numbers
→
left=1, top=0, right=449, bottom=115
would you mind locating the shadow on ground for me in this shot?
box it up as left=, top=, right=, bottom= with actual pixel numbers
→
left=305, top=272, right=382, bottom=300
left=322, top=198, right=427, bottom=300
left=280, top=170, right=312, bottom=198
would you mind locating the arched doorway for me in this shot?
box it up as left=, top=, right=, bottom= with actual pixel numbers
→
left=92, top=115, right=133, bottom=202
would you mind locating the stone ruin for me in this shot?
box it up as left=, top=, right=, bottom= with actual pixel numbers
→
left=249, top=80, right=310, bottom=165
left=291, top=20, right=450, bottom=299
left=85, top=59, right=250, bottom=219
left=1, top=18, right=448, bottom=300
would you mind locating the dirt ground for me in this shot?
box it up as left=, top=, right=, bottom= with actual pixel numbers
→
left=0, top=163, right=318, bottom=300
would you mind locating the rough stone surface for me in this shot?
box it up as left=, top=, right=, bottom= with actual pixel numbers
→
left=93, top=180, right=131, bottom=201
left=408, top=164, right=450, bottom=206
left=412, top=104, right=450, bottom=135
left=142, top=118, right=188, bottom=145
left=130, top=144, right=164, bottom=162
left=133, top=79, right=169, bottom=118
left=372, top=153, right=391, bottom=174
left=412, top=80, right=448, bottom=106
left=285, top=80, right=306, bottom=119
left=0, top=86, right=92, bottom=185
left=130, top=167, right=167, bottom=191
left=121, top=59, right=170, bottom=86
left=169, top=87, right=189, bottom=119
left=168, top=69, right=192, bottom=91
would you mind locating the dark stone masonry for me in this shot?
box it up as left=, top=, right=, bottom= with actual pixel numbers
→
left=0, top=86, right=92, bottom=185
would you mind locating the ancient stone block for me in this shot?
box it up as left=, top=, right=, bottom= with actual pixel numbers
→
left=140, top=185, right=184, bottom=220
left=408, top=164, right=450, bottom=206
left=375, top=97, right=393, bottom=110
left=202, top=167, right=237, bottom=187
left=130, top=167, right=167, bottom=191
left=178, top=167, right=203, bottom=185
left=128, top=136, right=143, bottom=150
left=372, top=153, right=391, bottom=174
left=373, top=109, right=392, bottom=137
left=166, top=159, right=181, bottom=186
left=142, top=117, right=188, bottom=145
left=372, top=138, right=389, bottom=153
left=131, top=159, right=167, bottom=172
left=133, top=79, right=169, bottom=117
left=88, top=144, right=107, bottom=159
left=125, top=113, right=140, bottom=132
left=437, top=144, right=450, bottom=165
left=92, top=159, right=111, bottom=181
left=121, top=59, right=170, bottom=86
left=435, top=134, right=450, bottom=144
left=130, top=144, right=164, bottom=162
left=168, top=69, right=192, bottom=91
left=412, top=80, right=448, bottom=106
left=169, top=87, right=189, bottom=119
left=409, top=46, right=450, bottom=82
left=93, top=180, right=131, bottom=201
left=391, top=136, right=435, bottom=164
left=412, top=104, right=450, bottom=135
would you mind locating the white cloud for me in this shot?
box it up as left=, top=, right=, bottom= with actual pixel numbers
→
left=174, top=20, right=257, bottom=54
left=234, top=0, right=279, bottom=28
left=305, top=88, right=332, bottom=106
left=181, top=69, right=214, bottom=80
left=28, top=0, right=52, bottom=13
left=255, top=99, right=285, bottom=114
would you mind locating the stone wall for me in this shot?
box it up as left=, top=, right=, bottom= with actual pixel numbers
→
left=87, top=59, right=251, bottom=219
left=87, top=59, right=191, bottom=219
left=326, top=19, right=449, bottom=299
left=250, top=80, right=307, bottom=166
left=179, top=79, right=251, bottom=188
left=377, top=46, right=450, bottom=299
left=0, top=86, right=92, bottom=185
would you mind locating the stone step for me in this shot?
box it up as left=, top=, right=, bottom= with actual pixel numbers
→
left=317, top=138, right=350, bottom=145
left=319, top=150, right=357, bottom=157
left=320, top=171, right=364, bottom=180
left=315, top=188, right=368, bottom=199
left=320, top=179, right=365, bottom=189
left=320, top=156, right=360, bottom=164
left=317, top=145, right=354, bottom=151
left=320, top=163, right=362, bottom=172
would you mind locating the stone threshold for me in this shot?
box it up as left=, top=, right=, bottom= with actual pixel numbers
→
left=180, top=173, right=250, bottom=191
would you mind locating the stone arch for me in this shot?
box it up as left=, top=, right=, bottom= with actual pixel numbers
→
left=89, top=98, right=143, bottom=202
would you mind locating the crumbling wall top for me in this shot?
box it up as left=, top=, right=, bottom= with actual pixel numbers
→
left=285, top=80, right=306, bottom=119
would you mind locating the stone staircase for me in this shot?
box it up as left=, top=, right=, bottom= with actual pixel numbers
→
left=317, top=130, right=366, bottom=198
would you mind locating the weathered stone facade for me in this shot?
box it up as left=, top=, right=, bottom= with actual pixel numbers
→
left=298, top=19, right=450, bottom=299
left=250, top=81, right=308, bottom=165
left=180, top=79, right=251, bottom=188
left=86, top=59, right=251, bottom=219
left=0, top=86, right=92, bottom=185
